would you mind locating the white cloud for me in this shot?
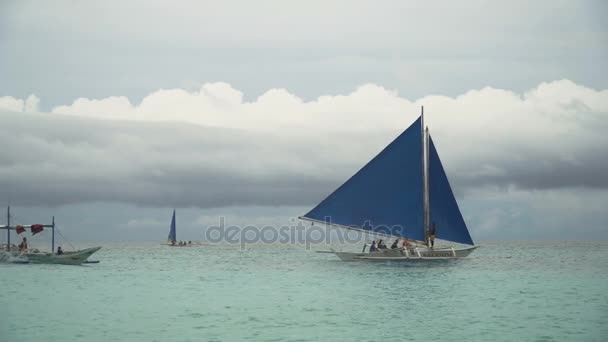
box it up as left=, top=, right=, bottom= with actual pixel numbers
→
left=50, top=80, right=608, bottom=134
left=48, top=80, right=608, bottom=189
left=0, top=96, right=25, bottom=112
left=0, top=94, right=40, bottom=112
left=24, top=95, right=40, bottom=112
left=52, top=96, right=134, bottom=118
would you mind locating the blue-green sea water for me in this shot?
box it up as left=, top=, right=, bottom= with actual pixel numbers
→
left=1, top=241, right=607, bottom=342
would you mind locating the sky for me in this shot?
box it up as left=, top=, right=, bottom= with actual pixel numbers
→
left=1, top=0, right=607, bottom=244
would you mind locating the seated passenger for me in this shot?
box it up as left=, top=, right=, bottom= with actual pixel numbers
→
left=18, top=237, right=28, bottom=251
left=378, top=239, right=388, bottom=249
left=391, top=239, right=399, bottom=249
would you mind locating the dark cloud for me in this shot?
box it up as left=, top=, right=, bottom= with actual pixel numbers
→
left=451, top=146, right=608, bottom=193
left=0, top=110, right=342, bottom=207
left=1, top=114, right=607, bottom=209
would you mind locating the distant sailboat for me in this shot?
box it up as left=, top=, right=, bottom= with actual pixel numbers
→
left=168, top=209, right=177, bottom=245
left=164, top=209, right=194, bottom=247
left=300, top=107, right=477, bottom=260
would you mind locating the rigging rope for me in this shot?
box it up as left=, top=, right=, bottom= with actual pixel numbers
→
left=55, top=228, right=77, bottom=251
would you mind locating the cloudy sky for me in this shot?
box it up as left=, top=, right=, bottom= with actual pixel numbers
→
left=1, top=0, right=607, bottom=244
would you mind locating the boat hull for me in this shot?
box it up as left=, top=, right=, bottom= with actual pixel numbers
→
left=322, top=246, right=478, bottom=261
left=24, top=246, right=102, bottom=265
left=161, top=243, right=202, bottom=247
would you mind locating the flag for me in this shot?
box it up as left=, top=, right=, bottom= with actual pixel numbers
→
left=31, top=224, right=44, bottom=235
left=15, top=225, right=25, bottom=234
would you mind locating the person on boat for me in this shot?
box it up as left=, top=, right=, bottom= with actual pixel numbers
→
left=429, top=222, right=436, bottom=248
left=56, top=246, right=63, bottom=255
left=391, top=239, right=400, bottom=249
left=403, top=239, right=416, bottom=254
left=377, top=239, right=385, bottom=249
left=18, top=237, right=28, bottom=251
left=370, top=240, right=378, bottom=253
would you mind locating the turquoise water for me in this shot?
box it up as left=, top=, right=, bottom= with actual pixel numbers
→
left=1, top=241, right=607, bottom=341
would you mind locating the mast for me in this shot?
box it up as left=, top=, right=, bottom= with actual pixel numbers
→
left=421, top=106, right=430, bottom=245
left=7, top=206, right=10, bottom=250
left=52, top=216, right=55, bottom=252
left=424, top=126, right=430, bottom=244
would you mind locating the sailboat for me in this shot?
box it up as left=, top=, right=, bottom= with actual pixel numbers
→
left=300, top=108, right=477, bottom=261
left=163, top=209, right=193, bottom=247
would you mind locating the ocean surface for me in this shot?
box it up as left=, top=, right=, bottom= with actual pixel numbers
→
left=1, top=241, right=607, bottom=342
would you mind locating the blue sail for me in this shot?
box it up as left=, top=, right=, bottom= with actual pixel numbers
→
left=168, top=209, right=176, bottom=243
left=302, top=117, right=424, bottom=240
left=428, top=137, right=474, bottom=245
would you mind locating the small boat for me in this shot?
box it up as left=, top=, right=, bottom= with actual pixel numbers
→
left=300, top=107, right=477, bottom=261
left=1, top=207, right=102, bottom=265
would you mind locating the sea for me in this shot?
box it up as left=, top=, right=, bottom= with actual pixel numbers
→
left=1, top=241, right=607, bottom=342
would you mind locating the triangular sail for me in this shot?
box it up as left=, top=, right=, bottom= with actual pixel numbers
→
left=302, top=117, right=424, bottom=241
left=168, top=209, right=176, bottom=243
left=428, top=137, right=474, bottom=245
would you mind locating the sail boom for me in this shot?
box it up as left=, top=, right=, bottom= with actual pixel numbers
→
left=298, top=216, right=424, bottom=242
left=0, top=224, right=54, bottom=229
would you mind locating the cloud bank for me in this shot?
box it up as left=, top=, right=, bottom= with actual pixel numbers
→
left=1, top=80, right=607, bottom=209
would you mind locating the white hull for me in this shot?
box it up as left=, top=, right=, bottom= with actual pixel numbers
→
left=319, top=246, right=478, bottom=261
left=23, top=246, right=102, bottom=265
